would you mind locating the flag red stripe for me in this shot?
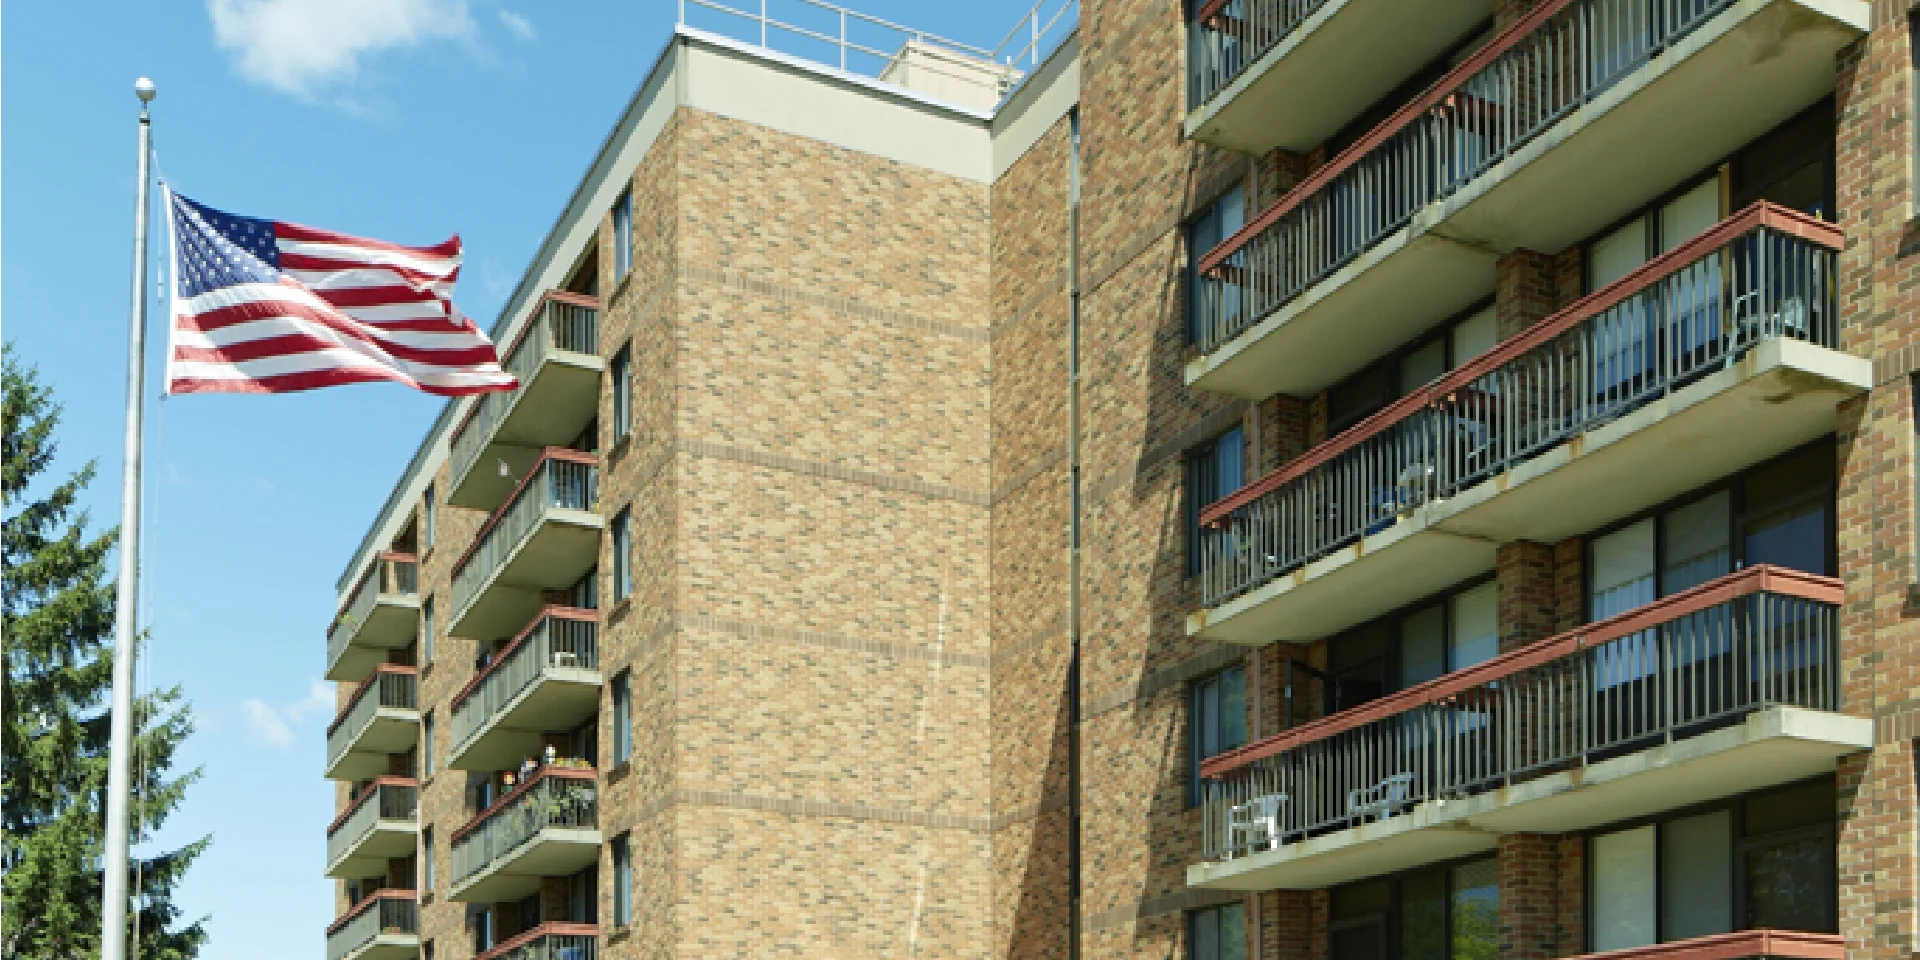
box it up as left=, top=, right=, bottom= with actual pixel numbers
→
left=273, top=221, right=461, bottom=259
left=179, top=298, right=481, bottom=349
left=306, top=284, right=446, bottom=309
left=173, top=334, right=504, bottom=367
left=169, top=368, right=511, bottom=397
left=280, top=253, right=460, bottom=288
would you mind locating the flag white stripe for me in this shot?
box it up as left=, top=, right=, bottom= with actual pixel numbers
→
left=276, top=238, right=459, bottom=276
left=173, top=315, right=498, bottom=352
left=179, top=282, right=452, bottom=325
left=284, top=267, right=457, bottom=298
left=170, top=346, right=515, bottom=386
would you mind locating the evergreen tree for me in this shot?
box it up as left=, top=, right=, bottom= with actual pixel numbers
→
left=2, top=345, right=208, bottom=959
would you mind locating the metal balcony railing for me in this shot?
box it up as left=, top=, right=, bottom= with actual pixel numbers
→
left=1193, top=0, right=1738, bottom=352
left=326, top=665, right=418, bottom=771
left=326, top=777, right=418, bottom=869
left=325, top=890, right=418, bottom=960
left=327, top=552, right=418, bottom=665
left=1197, top=565, right=1841, bottom=862
left=449, top=292, right=600, bottom=493
left=1197, top=203, right=1840, bottom=609
left=477, top=923, right=598, bottom=960
left=450, top=450, right=599, bottom=620
left=450, top=607, right=599, bottom=756
left=1188, top=0, right=1332, bottom=109
left=451, top=767, right=598, bottom=885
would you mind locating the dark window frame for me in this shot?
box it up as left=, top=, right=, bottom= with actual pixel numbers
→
left=612, top=345, right=633, bottom=442
left=1187, top=663, right=1248, bottom=807
left=611, top=669, right=633, bottom=767
left=1185, top=182, right=1248, bottom=345
left=1326, top=851, right=1500, bottom=960
left=1185, top=426, right=1245, bottom=577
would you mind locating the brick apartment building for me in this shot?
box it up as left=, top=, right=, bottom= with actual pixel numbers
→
left=319, top=1, right=1918, bottom=959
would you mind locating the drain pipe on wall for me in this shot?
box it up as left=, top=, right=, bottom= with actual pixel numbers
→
left=1066, top=105, right=1085, bottom=960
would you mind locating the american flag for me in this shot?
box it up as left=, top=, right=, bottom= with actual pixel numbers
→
left=164, top=187, right=518, bottom=396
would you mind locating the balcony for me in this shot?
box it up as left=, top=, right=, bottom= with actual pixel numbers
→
left=449, top=450, right=601, bottom=640
left=1191, top=204, right=1867, bottom=644
left=1186, top=0, right=1866, bottom=400
left=1186, top=0, right=1492, bottom=153
left=326, top=553, right=419, bottom=683
left=449, top=292, right=602, bottom=511
left=326, top=890, right=419, bottom=960
left=326, top=666, right=420, bottom=782
left=477, top=923, right=598, bottom=960
left=449, top=766, right=600, bottom=903
left=326, top=777, right=418, bottom=879
left=1187, top=566, right=1869, bottom=891
left=1559, top=931, right=1840, bottom=960
left=449, top=607, right=601, bottom=771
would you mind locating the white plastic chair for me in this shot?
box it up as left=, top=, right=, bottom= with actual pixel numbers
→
left=1346, top=772, right=1416, bottom=826
left=1227, top=792, right=1286, bottom=856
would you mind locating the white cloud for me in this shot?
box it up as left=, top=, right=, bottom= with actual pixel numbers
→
left=498, top=10, right=535, bottom=41
left=241, top=679, right=333, bottom=750
left=207, top=0, right=476, bottom=97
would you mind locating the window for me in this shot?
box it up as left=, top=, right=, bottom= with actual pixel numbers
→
left=612, top=832, right=634, bottom=926
left=1329, top=858, right=1497, bottom=960
left=1189, top=902, right=1246, bottom=960
left=612, top=507, right=632, bottom=602
left=611, top=670, right=632, bottom=766
left=1323, top=306, right=1497, bottom=436
left=421, top=483, right=436, bottom=550
left=423, top=942, right=434, bottom=960
left=1185, top=427, right=1244, bottom=577
left=1588, top=442, right=1834, bottom=622
left=613, top=192, right=634, bottom=285
left=1188, top=665, right=1246, bottom=806
left=421, top=597, right=435, bottom=665
left=569, top=866, right=597, bottom=923
left=1310, top=579, right=1498, bottom=717
left=1186, top=184, right=1246, bottom=344
left=571, top=566, right=599, bottom=611
left=422, top=711, right=435, bottom=777
left=612, top=346, right=632, bottom=441
left=421, top=827, right=435, bottom=894
left=1589, top=779, right=1834, bottom=951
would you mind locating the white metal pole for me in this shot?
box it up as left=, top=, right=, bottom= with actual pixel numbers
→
left=101, top=76, right=155, bottom=960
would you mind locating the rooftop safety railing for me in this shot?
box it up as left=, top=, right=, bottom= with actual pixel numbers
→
left=678, top=0, right=1075, bottom=101
left=325, top=890, right=418, bottom=960
left=1193, top=0, right=1739, bottom=352
left=1197, top=203, right=1840, bottom=609
left=326, top=665, right=418, bottom=771
left=451, top=766, right=598, bottom=885
left=326, top=777, right=418, bottom=869
left=326, top=552, right=418, bottom=665
left=1197, top=565, right=1841, bottom=862
left=450, top=292, right=600, bottom=493
left=451, top=449, right=599, bottom=620
left=477, top=923, right=599, bottom=960
left=1188, top=0, right=1332, bottom=109
left=450, top=607, right=599, bottom=757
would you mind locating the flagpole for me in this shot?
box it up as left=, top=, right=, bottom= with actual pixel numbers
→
left=101, top=76, right=156, bottom=960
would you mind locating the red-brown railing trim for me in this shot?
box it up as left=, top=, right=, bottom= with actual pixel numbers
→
left=451, top=605, right=598, bottom=710
left=451, top=290, right=603, bottom=445
left=327, top=664, right=420, bottom=737
left=326, top=776, right=419, bottom=836
left=330, top=552, right=422, bottom=627
left=451, top=447, right=599, bottom=578
left=1564, top=930, right=1843, bottom=960
left=475, top=922, right=599, bottom=960
left=1199, top=565, right=1841, bottom=778
left=1199, top=202, right=1841, bottom=527
left=448, top=765, right=597, bottom=845
left=1197, top=0, right=1585, bottom=276
left=324, top=888, right=417, bottom=937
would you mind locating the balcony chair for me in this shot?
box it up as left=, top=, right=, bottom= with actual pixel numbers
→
left=1346, top=772, right=1416, bottom=827
left=1226, top=792, right=1287, bottom=857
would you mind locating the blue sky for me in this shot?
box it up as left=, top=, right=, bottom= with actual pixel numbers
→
left=4, top=0, right=1056, bottom=954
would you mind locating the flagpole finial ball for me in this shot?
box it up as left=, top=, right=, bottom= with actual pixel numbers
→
left=134, top=78, right=156, bottom=102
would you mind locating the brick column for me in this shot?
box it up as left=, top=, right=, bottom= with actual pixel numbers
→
left=1551, top=538, right=1584, bottom=633
left=1309, top=889, right=1331, bottom=960
left=1498, top=833, right=1561, bottom=960
left=1258, top=889, right=1312, bottom=960
left=1257, top=394, right=1311, bottom=474
left=1497, top=541, right=1557, bottom=653
left=1554, top=835, right=1585, bottom=956
left=1495, top=249, right=1559, bottom=341
left=539, top=876, right=571, bottom=921
left=1256, top=149, right=1310, bottom=210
